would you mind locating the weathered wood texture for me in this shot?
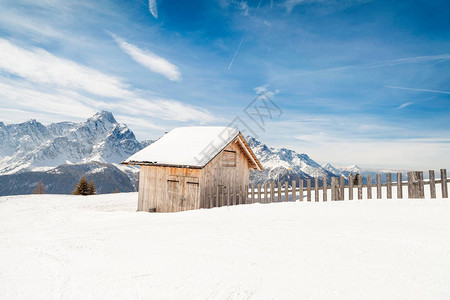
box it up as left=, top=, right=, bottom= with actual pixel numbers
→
left=270, top=182, right=275, bottom=203
left=314, top=178, right=319, bottom=202
left=377, top=174, right=382, bottom=199
left=299, top=180, right=304, bottom=201
left=138, top=140, right=251, bottom=212
left=277, top=182, right=282, bottom=202
left=441, top=169, right=448, bottom=198
left=323, top=177, right=327, bottom=202
left=284, top=181, right=289, bottom=202
left=397, top=173, right=402, bottom=199
left=357, top=174, right=362, bottom=200
left=292, top=180, right=296, bottom=202
left=348, top=175, right=353, bottom=200
left=339, top=176, right=345, bottom=201
left=386, top=173, right=392, bottom=199
left=429, top=170, right=436, bottom=199
left=331, top=177, right=338, bottom=201
left=307, top=179, right=311, bottom=202
left=407, top=171, right=424, bottom=199
left=367, top=174, right=372, bottom=199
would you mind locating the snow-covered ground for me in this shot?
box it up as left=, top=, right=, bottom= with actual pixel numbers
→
left=1, top=192, right=450, bottom=299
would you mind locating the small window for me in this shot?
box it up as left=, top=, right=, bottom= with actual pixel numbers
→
left=222, top=150, right=236, bottom=167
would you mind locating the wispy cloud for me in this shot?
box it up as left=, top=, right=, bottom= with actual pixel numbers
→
left=396, top=102, right=414, bottom=109
left=284, top=0, right=371, bottom=14
left=386, top=86, right=450, bottom=95
left=110, top=33, right=182, bottom=81
left=0, top=81, right=98, bottom=120
left=149, top=0, right=158, bottom=19
left=0, top=38, right=133, bottom=99
left=0, top=38, right=214, bottom=125
left=293, top=54, right=450, bottom=76
left=122, top=98, right=215, bottom=123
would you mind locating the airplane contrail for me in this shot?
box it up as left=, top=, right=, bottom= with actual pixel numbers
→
left=227, top=32, right=247, bottom=70
left=227, top=0, right=264, bottom=70
left=386, top=86, right=450, bottom=95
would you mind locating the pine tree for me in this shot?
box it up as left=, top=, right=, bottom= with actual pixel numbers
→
left=88, top=179, right=96, bottom=195
left=33, top=181, right=46, bottom=194
left=73, top=177, right=95, bottom=195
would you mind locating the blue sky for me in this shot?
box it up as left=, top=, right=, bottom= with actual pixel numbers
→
left=0, top=0, right=449, bottom=170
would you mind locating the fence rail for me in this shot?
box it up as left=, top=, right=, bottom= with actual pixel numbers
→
left=205, top=169, right=449, bottom=208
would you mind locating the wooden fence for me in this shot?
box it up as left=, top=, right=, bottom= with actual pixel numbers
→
left=205, top=169, right=449, bottom=208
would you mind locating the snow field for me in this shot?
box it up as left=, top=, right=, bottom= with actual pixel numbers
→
left=1, top=191, right=450, bottom=299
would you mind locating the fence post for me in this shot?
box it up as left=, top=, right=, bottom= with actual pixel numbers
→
left=292, top=180, right=296, bottom=202
left=397, top=173, right=403, bottom=199
left=263, top=183, right=268, bottom=204
left=315, top=178, right=319, bottom=202
left=306, top=179, right=311, bottom=202
left=299, top=179, right=304, bottom=201
left=339, top=175, right=345, bottom=200
left=441, top=169, right=448, bottom=198
left=270, top=182, right=275, bottom=203
left=429, top=170, right=436, bottom=199
left=407, top=171, right=424, bottom=199
left=284, top=181, right=289, bottom=202
left=277, top=181, right=282, bottom=202
left=331, top=177, right=337, bottom=201
left=348, top=174, right=354, bottom=200
left=357, top=174, right=362, bottom=200
left=386, top=173, right=392, bottom=199
left=377, top=174, right=382, bottom=199
left=367, top=174, right=372, bottom=199
left=257, top=184, right=261, bottom=203
left=323, top=176, right=327, bottom=202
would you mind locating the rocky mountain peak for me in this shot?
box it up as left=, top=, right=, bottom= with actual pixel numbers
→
left=87, top=110, right=117, bottom=125
left=0, top=111, right=143, bottom=174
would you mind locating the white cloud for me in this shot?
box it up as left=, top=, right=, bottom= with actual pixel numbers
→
left=110, top=34, right=182, bottom=81
left=396, top=102, right=413, bottom=109
left=0, top=81, right=99, bottom=119
left=149, top=0, right=158, bottom=19
left=119, top=98, right=215, bottom=123
left=0, top=38, right=134, bottom=99
left=0, top=38, right=215, bottom=129
left=0, top=78, right=215, bottom=124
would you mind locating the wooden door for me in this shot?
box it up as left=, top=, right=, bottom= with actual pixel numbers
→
left=167, top=175, right=199, bottom=212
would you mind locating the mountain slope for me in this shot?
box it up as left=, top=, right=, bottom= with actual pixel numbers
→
left=247, top=137, right=338, bottom=184
left=0, top=161, right=135, bottom=195
left=0, top=111, right=144, bottom=174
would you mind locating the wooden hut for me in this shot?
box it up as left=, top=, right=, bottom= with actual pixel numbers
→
left=121, top=126, right=263, bottom=212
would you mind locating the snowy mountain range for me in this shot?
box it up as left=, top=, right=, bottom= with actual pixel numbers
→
left=0, top=111, right=143, bottom=174
left=247, top=137, right=337, bottom=185
left=0, top=111, right=399, bottom=195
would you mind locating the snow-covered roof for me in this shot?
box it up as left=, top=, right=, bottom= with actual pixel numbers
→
left=122, top=126, right=262, bottom=169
